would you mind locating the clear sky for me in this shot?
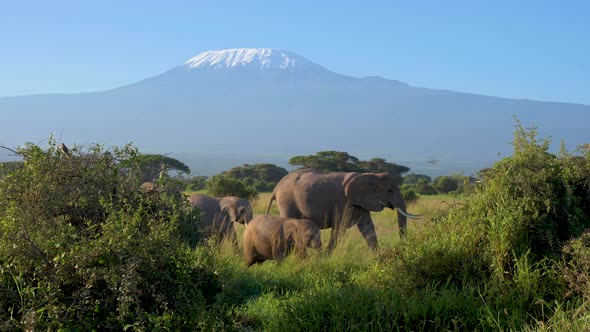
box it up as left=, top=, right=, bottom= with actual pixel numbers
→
left=1, top=1, right=588, bottom=104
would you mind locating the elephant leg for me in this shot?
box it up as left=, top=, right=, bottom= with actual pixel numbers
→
left=327, top=221, right=347, bottom=253
left=224, top=222, right=239, bottom=249
left=272, top=237, right=286, bottom=263
left=296, top=243, right=308, bottom=258
left=277, top=201, right=302, bottom=219
left=244, top=247, right=257, bottom=267
left=229, top=230, right=239, bottom=250
left=357, top=215, right=378, bottom=251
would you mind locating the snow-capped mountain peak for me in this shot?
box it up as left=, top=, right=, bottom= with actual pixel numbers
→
left=184, top=48, right=317, bottom=71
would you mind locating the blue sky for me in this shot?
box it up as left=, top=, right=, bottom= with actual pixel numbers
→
left=1, top=1, right=588, bottom=104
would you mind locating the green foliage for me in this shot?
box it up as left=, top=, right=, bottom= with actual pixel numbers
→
left=220, top=163, right=288, bottom=192
left=185, top=175, right=208, bottom=191
left=219, top=122, right=590, bottom=330
left=221, top=163, right=288, bottom=183
left=206, top=175, right=259, bottom=200
left=289, top=151, right=410, bottom=180
left=433, top=175, right=459, bottom=194
left=121, top=154, right=190, bottom=183
left=403, top=173, right=431, bottom=185
left=3, top=120, right=590, bottom=330
left=400, top=184, right=419, bottom=204
left=561, top=232, right=590, bottom=301
left=414, top=121, right=590, bottom=283
left=0, top=139, right=221, bottom=330
left=433, top=174, right=479, bottom=195
left=289, top=151, right=360, bottom=172
left=475, top=123, right=590, bottom=267
left=415, top=178, right=437, bottom=195
left=357, top=157, right=410, bottom=176
left=0, top=160, right=24, bottom=178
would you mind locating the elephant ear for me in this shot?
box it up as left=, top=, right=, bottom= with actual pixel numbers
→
left=220, top=199, right=238, bottom=222
left=344, top=173, right=382, bottom=211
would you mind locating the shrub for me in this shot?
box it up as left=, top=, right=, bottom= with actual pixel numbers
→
left=0, top=161, right=24, bottom=178
left=289, top=151, right=410, bottom=181
left=0, top=139, right=221, bottom=330
left=185, top=175, right=208, bottom=191
left=206, top=175, right=259, bottom=200
left=221, top=164, right=287, bottom=184
left=414, top=178, right=437, bottom=195
left=121, top=154, right=191, bottom=183
left=561, top=232, right=590, bottom=301
left=428, top=122, right=590, bottom=280
left=403, top=173, right=431, bottom=185
left=373, top=121, right=590, bottom=329
left=401, top=184, right=419, bottom=204
left=433, top=175, right=459, bottom=194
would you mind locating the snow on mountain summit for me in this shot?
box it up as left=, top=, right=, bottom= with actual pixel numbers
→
left=184, top=48, right=317, bottom=71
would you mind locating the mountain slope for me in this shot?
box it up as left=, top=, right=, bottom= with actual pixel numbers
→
left=1, top=48, right=589, bottom=176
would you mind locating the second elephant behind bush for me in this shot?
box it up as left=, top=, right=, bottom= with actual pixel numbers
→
left=243, top=215, right=322, bottom=266
left=188, top=194, right=253, bottom=246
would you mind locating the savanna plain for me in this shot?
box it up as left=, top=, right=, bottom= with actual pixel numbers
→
left=1, top=124, right=590, bottom=331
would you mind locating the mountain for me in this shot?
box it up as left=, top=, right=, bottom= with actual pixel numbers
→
left=1, top=48, right=589, bottom=176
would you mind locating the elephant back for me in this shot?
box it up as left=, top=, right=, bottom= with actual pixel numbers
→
left=188, top=194, right=222, bottom=218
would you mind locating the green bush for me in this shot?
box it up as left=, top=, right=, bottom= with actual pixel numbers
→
left=371, top=121, right=590, bottom=329
left=185, top=175, right=208, bottom=191
left=289, top=151, right=409, bottom=181
left=414, top=178, right=437, bottom=195
left=0, top=139, right=222, bottom=330
left=0, top=161, right=23, bottom=178
left=433, top=175, right=459, bottom=194
left=121, top=154, right=191, bottom=183
left=403, top=173, right=431, bottom=185
left=206, top=175, right=259, bottom=200
left=401, top=184, right=419, bottom=204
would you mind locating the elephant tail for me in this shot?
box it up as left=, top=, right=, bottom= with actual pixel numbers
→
left=266, top=192, right=276, bottom=214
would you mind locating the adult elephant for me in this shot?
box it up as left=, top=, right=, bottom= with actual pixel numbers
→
left=189, top=194, right=253, bottom=247
left=266, top=169, right=420, bottom=251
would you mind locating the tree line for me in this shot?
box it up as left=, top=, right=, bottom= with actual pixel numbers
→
left=0, top=150, right=479, bottom=200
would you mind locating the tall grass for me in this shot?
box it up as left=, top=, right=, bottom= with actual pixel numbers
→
left=211, top=193, right=493, bottom=330
left=209, top=161, right=590, bottom=331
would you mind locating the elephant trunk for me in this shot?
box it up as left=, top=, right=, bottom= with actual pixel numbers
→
left=396, top=211, right=407, bottom=238
left=396, top=200, right=408, bottom=238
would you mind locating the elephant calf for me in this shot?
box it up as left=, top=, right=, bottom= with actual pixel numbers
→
left=188, top=194, right=253, bottom=247
left=243, top=215, right=322, bottom=266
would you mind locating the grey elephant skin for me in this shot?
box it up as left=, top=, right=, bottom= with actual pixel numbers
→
left=267, top=169, right=419, bottom=251
left=242, top=215, right=322, bottom=266
left=188, top=194, right=253, bottom=246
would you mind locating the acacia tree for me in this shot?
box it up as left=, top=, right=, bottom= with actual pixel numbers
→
left=433, top=176, right=459, bottom=194
left=289, top=151, right=409, bottom=178
left=123, top=154, right=191, bottom=183
left=221, top=163, right=288, bottom=183
left=219, top=163, right=289, bottom=192
left=205, top=175, right=258, bottom=200
left=358, top=157, right=409, bottom=178
left=403, top=173, right=432, bottom=185
left=289, top=151, right=360, bottom=172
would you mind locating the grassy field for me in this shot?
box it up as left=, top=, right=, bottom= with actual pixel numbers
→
left=4, top=131, right=589, bottom=330
left=209, top=193, right=478, bottom=331
left=237, top=192, right=459, bottom=255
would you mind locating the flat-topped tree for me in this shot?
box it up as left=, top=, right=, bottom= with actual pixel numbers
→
left=289, top=151, right=409, bottom=180
left=123, top=154, right=190, bottom=183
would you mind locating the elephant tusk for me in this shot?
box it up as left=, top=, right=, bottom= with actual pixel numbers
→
left=398, top=209, right=422, bottom=219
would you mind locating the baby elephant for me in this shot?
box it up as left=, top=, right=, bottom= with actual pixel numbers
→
left=243, top=215, right=322, bottom=266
